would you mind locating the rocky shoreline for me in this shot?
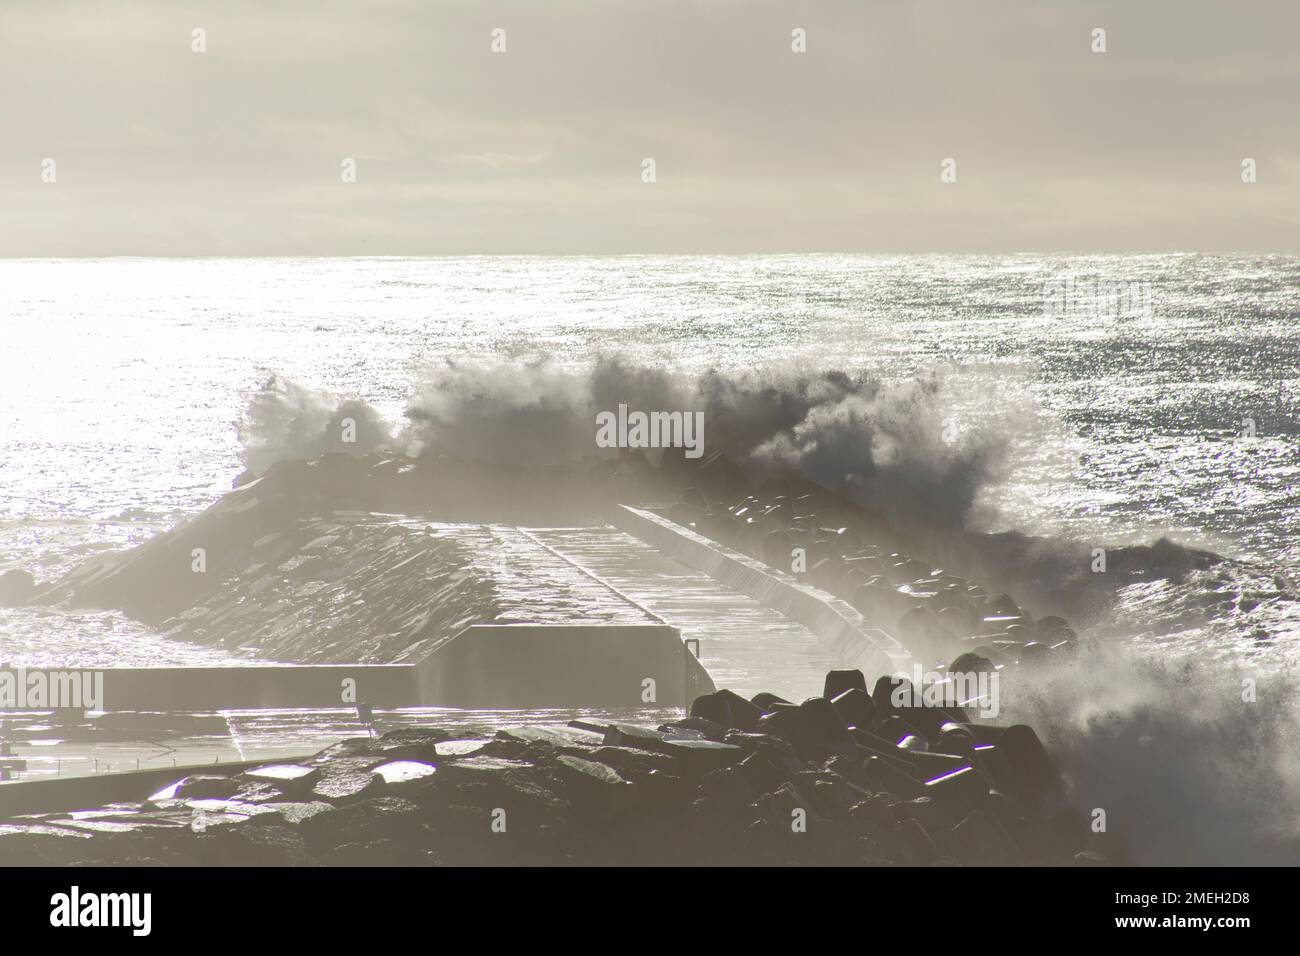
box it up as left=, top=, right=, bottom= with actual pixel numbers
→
left=0, top=665, right=1111, bottom=866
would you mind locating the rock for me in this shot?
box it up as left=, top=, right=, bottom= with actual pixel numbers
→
left=240, top=764, right=322, bottom=798
left=681, top=487, right=711, bottom=512
left=755, top=704, right=820, bottom=751
left=700, top=766, right=761, bottom=812
left=931, top=584, right=977, bottom=616
left=852, top=583, right=918, bottom=625
left=871, top=674, right=905, bottom=719
left=299, top=796, right=423, bottom=852
left=700, top=511, right=743, bottom=547
left=949, top=651, right=997, bottom=675
left=822, top=753, right=873, bottom=790
left=372, top=760, right=436, bottom=785
left=690, top=692, right=730, bottom=726
left=243, top=763, right=320, bottom=785
left=936, top=605, right=979, bottom=638
left=894, top=796, right=956, bottom=832
left=873, top=713, right=914, bottom=746
left=198, top=820, right=317, bottom=866
left=793, top=770, right=871, bottom=818
left=853, top=820, right=910, bottom=864
left=495, top=725, right=595, bottom=751
left=904, top=750, right=969, bottom=781
left=1035, top=616, right=1073, bottom=640
left=829, top=687, right=876, bottom=730
left=984, top=593, right=1023, bottom=618
left=601, top=723, right=743, bottom=774
left=554, top=755, right=623, bottom=787
left=978, top=789, right=1032, bottom=856
left=893, top=817, right=938, bottom=865
left=585, top=745, right=679, bottom=778
left=311, top=767, right=386, bottom=804
left=259, top=801, right=335, bottom=825
left=996, top=724, right=1060, bottom=806
left=933, top=722, right=976, bottom=757
left=861, top=755, right=925, bottom=799
left=823, top=669, right=867, bottom=700
left=872, top=675, right=958, bottom=740
left=691, top=689, right=763, bottom=732
left=798, top=697, right=853, bottom=746
left=750, top=692, right=789, bottom=711
left=1018, top=641, right=1049, bottom=665
left=0, top=569, right=35, bottom=606
left=946, top=810, right=1016, bottom=865
left=734, top=750, right=798, bottom=793
left=669, top=716, right=729, bottom=740
left=763, top=530, right=794, bottom=569
left=849, top=793, right=897, bottom=829
left=923, top=764, right=991, bottom=812
left=148, top=774, right=239, bottom=802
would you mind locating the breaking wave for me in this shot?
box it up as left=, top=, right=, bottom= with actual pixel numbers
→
left=237, top=372, right=391, bottom=474
left=405, top=356, right=1009, bottom=537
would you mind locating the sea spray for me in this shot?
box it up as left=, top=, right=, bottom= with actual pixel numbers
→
left=239, top=357, right=1005, bottom=538
left=1002, top=646, right=1300, bottom=865
left=237, top=372, right=391, bottom=474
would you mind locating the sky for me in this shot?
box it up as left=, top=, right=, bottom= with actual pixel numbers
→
left=1, top=0, right=1297, bottom=255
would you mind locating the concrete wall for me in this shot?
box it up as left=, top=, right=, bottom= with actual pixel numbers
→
left=612, top=505, right=914, bottom=680
left=18, top=623, right=713, bottom=712
left=417, top=623, right=714, bottom=709
left=89, top=664, right=416, bottom=711
left=0, top=759, right=275, bottom=819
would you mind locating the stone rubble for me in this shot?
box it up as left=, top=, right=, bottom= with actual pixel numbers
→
left=666, top=478, right=1082, bottom=671
left=0, top=667, right=1113, bottom=866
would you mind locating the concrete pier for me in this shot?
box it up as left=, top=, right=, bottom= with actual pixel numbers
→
left=6, top=623, right=712, bottom=713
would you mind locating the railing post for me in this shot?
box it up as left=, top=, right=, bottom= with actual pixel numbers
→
left=683, top=638, right=701, bottom=708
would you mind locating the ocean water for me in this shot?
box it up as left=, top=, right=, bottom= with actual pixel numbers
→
left=2, top=254, right=1298, bottom=863
left=1, top=255, right=1296, bottom=659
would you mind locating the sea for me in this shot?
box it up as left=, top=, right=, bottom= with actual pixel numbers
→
left=1, top=254, right=1297, bottom=862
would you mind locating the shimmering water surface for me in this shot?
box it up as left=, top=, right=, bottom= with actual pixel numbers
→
left=1, top=255, right=1297, bottom=666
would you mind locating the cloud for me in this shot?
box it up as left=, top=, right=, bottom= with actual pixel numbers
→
left=0, top=0, right=1296, bottom=254
left=453, top=151, right=551, bottom=170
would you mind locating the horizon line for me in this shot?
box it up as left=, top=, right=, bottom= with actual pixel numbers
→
left=2, top=250, right=1297, bottom=262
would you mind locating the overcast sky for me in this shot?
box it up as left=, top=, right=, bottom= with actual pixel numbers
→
left=1, top=0, right=1296, bottom=255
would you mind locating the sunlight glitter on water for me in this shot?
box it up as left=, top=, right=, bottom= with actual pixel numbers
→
left=1, top=255, right=1296, bottom=666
